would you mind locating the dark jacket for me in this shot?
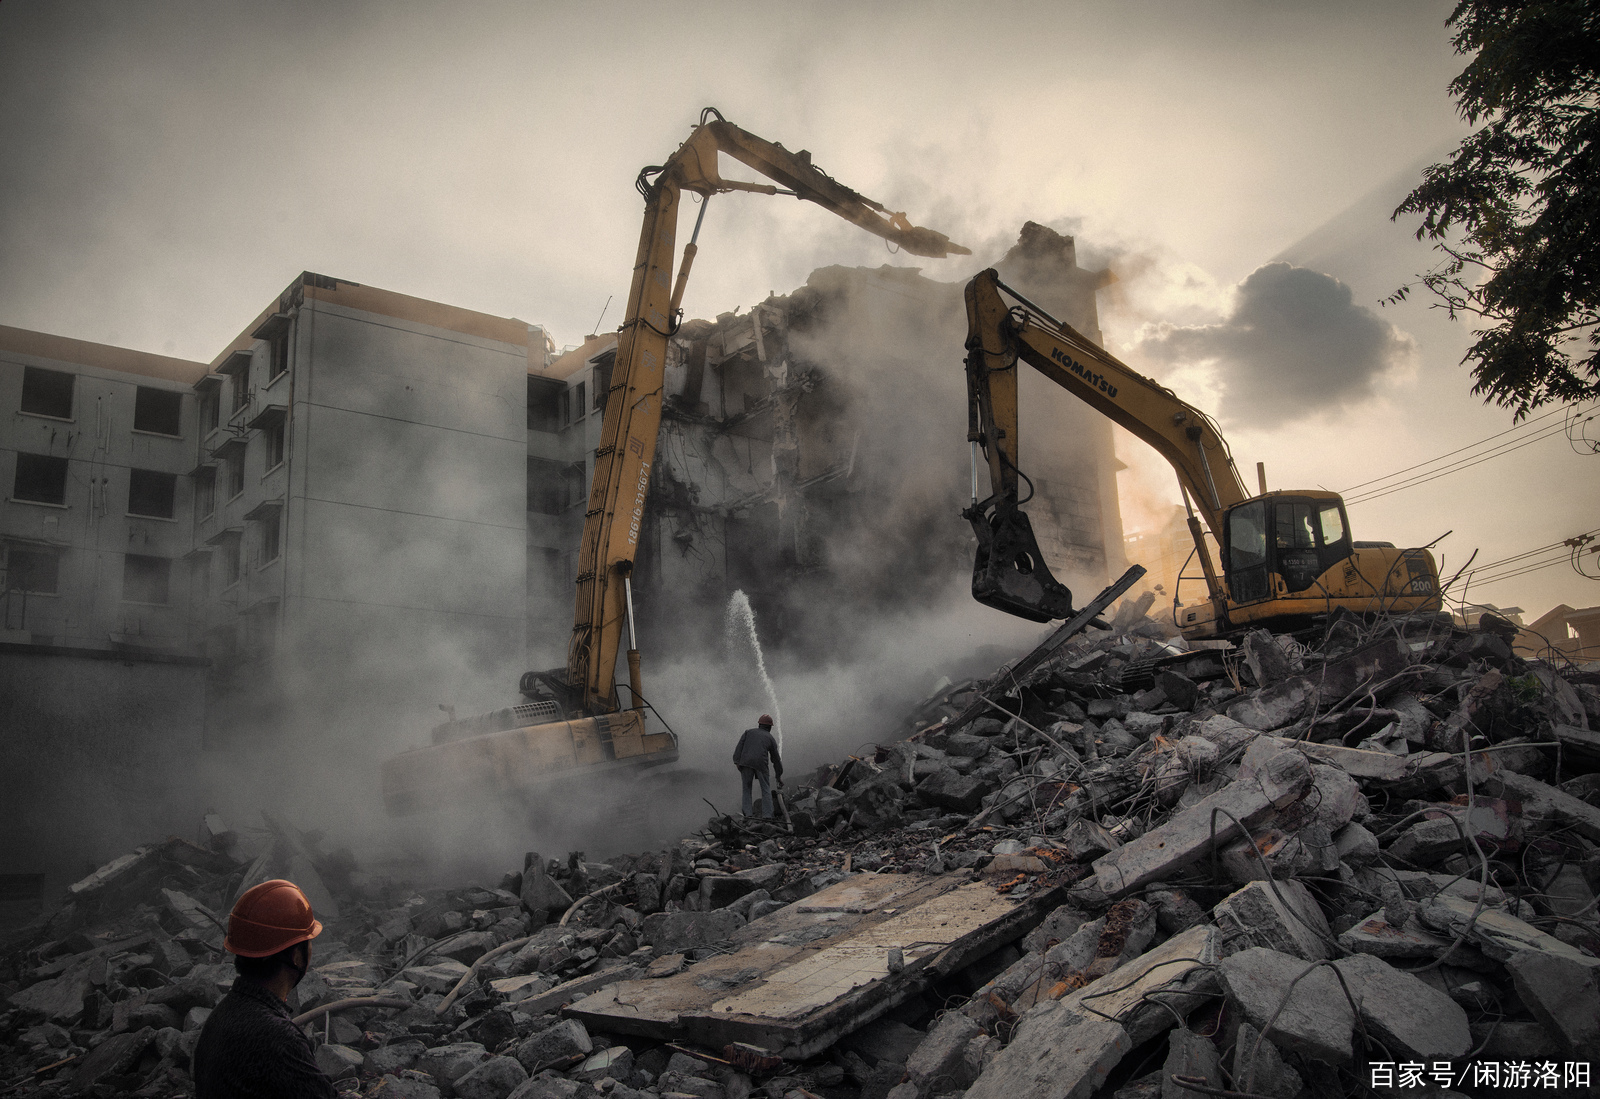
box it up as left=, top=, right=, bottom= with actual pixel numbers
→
left=733, top=725, right=782, bottom=778
left=192, top=977, right=336, bottom=1099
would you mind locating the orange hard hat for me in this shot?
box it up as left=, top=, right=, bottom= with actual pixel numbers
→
left=224, top=879, right=324, bottom=957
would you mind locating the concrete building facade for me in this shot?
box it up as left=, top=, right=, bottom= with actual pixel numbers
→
left=188, top=274, right=536, bottom=743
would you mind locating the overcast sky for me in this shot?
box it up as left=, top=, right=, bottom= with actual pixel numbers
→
left=2, top=0, right=1595, bottom=622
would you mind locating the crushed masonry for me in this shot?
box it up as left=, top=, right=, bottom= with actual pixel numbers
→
left=1, top=605, right=1597, bottom=1097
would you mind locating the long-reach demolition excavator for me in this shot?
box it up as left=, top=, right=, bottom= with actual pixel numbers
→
left=961, top=268, right=1442, bottom=639
left=381, top=109, right=969, bottom=816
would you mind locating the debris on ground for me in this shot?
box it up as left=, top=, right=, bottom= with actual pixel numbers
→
left=3, top=606, right=1598, bottom=1097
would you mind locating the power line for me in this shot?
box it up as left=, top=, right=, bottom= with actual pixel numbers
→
left=1460, top=527, right=1600, bottom=574
left=1341, top=403, right=1596, bottom=506
left=1340, top=403, right=1572, bottom=492
left=1345, top=419, right=1579, bottom=505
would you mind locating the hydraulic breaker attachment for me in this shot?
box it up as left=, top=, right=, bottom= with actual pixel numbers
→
left=964, top=497, right=1076, bottom=622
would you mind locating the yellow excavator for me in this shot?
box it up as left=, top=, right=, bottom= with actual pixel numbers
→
left=961, top=268, right=1442, bottom=639
left=381, top=109, right=969, bottom=815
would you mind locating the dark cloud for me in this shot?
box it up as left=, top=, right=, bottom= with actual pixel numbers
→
left=1136, top=262, right=1411, bottom=424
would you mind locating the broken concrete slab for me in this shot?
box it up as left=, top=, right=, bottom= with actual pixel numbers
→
left=1217, top=948, right=1354, bottom=1065
left=963, top=1004, right=1130, bottom=1099
left=1293, top=740, right=1409, bottom=780
left=1091, top=750, right=1312, bottom=897
left=1230, top=1022, right=1303, bottom=1099
left=1417, top=892, right=1596, bottom=964
left=641, top=909, right=744, bottom=951
left=1053, top=925, right=1218, bottom=1047
left=1227, top=676, right=1314, bottom=731
left=1212, top=880, right=1331, bottom=960
left=1387, top=817, right=1466, bottom=864
left=1337, top=913, right=1453, bottom=959
left=916, top=770, right=987, bottom=813
left=1161, top=1027, right=1221, bottom=1099
left=566, top=873, right=1062, bottom=1060
left=1481, top=768, right=1600, bottom=842
left=1504, top=947, right=1600, bottom=1054
left=1331, top=953, right=1470, bottom=1059
left=510, top=965, right=642, bottom=1017
left=7, top=956, right=102, bottom=1022
left=903, top=1012, right=981, bottom=1097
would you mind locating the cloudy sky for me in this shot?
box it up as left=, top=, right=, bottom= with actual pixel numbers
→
left=3, top=0, right=1595, bottom=623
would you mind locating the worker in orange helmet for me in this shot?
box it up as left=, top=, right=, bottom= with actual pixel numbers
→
left=192, top=879, right=336, bottom=1098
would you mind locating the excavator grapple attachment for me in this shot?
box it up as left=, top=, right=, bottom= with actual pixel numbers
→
left=965, top=499, right=1076, bottom=622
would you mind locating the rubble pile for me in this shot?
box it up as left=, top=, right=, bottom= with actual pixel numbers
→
left=3, top=603, right=1599, bottom=1098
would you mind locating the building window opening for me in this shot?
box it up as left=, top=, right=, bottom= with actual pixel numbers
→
left=5, top=547, right=60, bottom=595
left=565, top=380, right=587, bottom=426
left=592, top=351, right=616, bottom=413
left=122, top=553, right=171, bottom=604
left=133, top=387, right=182, bottom=435
left=12, top=453, right=68, bottom=505
left=528, top=375, right=563, bottom=431
left=232, top=371, right=250, bottom=414
left=527, top=456, right=565, bottom=514
left=195, top=467, right=216, bottom=518
left=201, top=390, right=219, bottom=434
left=223, top=539, right=242, bottom=587
left=269, top=328, right=291, bottom=380
left=227, top=451, right=245, bottom=499
left=128, top=468, right=177, bottom=519
left=259, top=511, right=281, bottom=563
left=20, top=367, right=73, bottom=419
left=265, top=420, right=285, bottom=469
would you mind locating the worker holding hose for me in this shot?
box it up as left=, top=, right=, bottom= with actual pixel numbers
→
left=193, top=879, right=334, bottom=1098
left=733, top=714, right=784, bottom=818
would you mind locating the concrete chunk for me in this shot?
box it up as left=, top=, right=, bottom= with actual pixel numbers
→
left=1481, top=768, right=1600, bottom=842
left=455, top=1056, right=530, bottom=1099
left=641, top=909, right=744, bottom=951
left=964, top=1003, right=1130, bottom=1099
left=514, top=1019, right=592, bottom=1071
left=1055, top=925, right=1218, bottom=1046
left=1217, top=948, right=1354, bottom=1065
left=917, top=769, right=987, bottom=813
left=315, top=1043, right=364, bottom=1080
left=1161, top=1028, right=1221, bottom=1099
left=1417, top=892, right=1595, bottom=963
left=1231, top=1022, right=1303, bottom=1099
left=1093, top=751, right=1311, bottom=897
left=1227, top=676, right=1313, bottom=731
left=1213, top=880, right=1331, bottom=960
left=905, top=1012, right=981, bottom=1096
left=1504, top=947, right=1600, bottom=1054
left=1332, top=953, right=1470, bottom=1059
left=1337, top=913, right=1453, bottom=959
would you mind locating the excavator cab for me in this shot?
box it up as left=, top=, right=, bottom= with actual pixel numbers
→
left=1222, top=493, right=1354, bottom=605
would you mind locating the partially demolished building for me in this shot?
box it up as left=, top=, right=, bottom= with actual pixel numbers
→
left=1, top=225, right=1124, bottom=914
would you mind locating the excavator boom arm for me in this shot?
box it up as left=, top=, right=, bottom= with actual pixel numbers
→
left=566, top=111, right=968, bottom=713
left=966, top=269, right=1249, bottom=532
